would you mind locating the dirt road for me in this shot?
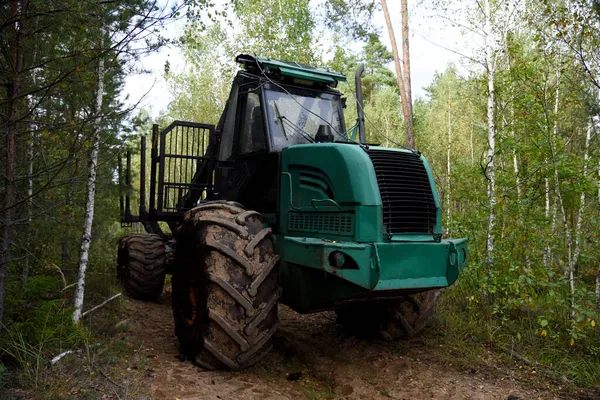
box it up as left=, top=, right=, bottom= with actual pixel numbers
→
left=120, top=294, right=553, bottom=400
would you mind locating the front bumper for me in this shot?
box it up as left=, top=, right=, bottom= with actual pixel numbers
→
left=282, top=236, right=468, bottom=292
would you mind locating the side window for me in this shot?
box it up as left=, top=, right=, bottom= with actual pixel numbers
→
left=238, top=92, right=266, bottom=154
left=218, top=84, right=239, bottom=161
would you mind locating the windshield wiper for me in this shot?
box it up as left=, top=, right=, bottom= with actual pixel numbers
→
left=280, top=117, right=315, bottom=143
left=273, top=102, right=288, bottom=139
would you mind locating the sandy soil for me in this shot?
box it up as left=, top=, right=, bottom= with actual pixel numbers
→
left=120, top=294, right=557, bottom=400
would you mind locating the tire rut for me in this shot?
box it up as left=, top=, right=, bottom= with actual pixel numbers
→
left=122, top=295, right=554, bottom=400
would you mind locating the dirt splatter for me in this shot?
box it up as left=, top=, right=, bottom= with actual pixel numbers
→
left=121, top=294, right=556, bottom=400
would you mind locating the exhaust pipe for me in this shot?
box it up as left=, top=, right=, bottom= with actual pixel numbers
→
left=355, top=64, right=366, bottom=144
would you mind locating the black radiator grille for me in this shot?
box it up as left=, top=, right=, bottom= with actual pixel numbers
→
left=368, top=149, right=437, bottom=234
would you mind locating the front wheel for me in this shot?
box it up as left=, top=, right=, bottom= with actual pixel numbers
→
left=335, top=290, right=440, bottom=341
left=172, top=201, right=280, bottom=370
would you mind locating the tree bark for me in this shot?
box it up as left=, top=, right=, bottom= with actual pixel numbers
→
left=401, top=0, right=412, bottom=119
left=597, top=152, right=600, bottom=307
left=23, top=16, right=39, bottom=282
left=446, top=101, right=452, bottom=232
left=547, top=67, right=573, bottom=320
left=484, top=0, right=496, bottom=269
left=381, top=0, right=414, bottom=149
left=570, top=123, right=591, bottom=317
left=543, top=178, right=552, bottom=268
left=0, top=0, right=26, bottom=332
left=73, top=52, right=105, bottom=324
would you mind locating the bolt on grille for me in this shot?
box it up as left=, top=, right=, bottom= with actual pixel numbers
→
left=367, top=149, right=437, bottom=234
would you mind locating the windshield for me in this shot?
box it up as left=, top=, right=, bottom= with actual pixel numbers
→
left=264, top=88, right=343, bottom=150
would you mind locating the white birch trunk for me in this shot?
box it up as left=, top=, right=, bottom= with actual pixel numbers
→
left=73, top=54, right=105, bottom=324
left=569, top=123, right=592, bottom=276
left=545, top=67, right=561, bottom=270
left=511, top=99, right=521, bottom=201
left=484, top=0, right=497, bottom=268
left=548, top=67, right=573, bottom=320
left=543, top=178, right=552, bottom=268
left=567, top=125, right=591, bottom=320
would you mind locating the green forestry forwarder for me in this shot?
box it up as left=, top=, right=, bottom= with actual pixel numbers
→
left=116, top=54, right=468, bottom=370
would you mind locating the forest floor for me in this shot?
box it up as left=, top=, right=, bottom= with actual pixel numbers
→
left=105, top=292, right=594, bottom=400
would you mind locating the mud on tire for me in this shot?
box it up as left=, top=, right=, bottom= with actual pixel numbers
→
left=172, top=201, right=280, bottom=370
left=117, top=234, right=167, bottom=301
left=336, top=290, right=440, bottom=341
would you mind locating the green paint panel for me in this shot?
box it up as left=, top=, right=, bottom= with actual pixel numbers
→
left=276, top=143, right=469, bottom=313
left=282, top=236, right=377, bottom=289
left=277, top=234, right=469, bottom=313
left=254, top=56, right=347, bottom=83
left=280, top=143, right=383, bottom=243
left=374, top=238, right=468, bottom=290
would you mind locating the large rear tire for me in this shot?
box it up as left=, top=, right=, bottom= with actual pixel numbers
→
left=336, top=290, right=440, bottom=341
left=173, top=201, right=280, bottom=370
left=117, top=234, right=166, bottom=301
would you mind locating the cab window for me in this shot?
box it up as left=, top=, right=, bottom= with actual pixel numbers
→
left=238, top=92, right=266, bottom=154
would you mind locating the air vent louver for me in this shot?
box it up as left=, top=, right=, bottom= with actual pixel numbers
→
left=367, top=149, right=437, bottom=234
left=288, top=213, right=354, bottom=236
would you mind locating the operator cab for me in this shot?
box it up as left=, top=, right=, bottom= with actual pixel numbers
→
left=266, top=86, right=343, bottom=148
left=213, top=55, right=349, bottom=213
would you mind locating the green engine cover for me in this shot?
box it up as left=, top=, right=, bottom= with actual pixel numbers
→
left=275, top=143, right=468, bottom=313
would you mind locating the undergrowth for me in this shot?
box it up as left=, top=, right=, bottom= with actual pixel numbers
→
left=436, top=264, right=600, bottom=389
left=0, top=270, right=131, bottom=399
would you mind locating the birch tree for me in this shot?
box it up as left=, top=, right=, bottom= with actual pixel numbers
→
left=73, top=52, right=105, bottom=324
left=483, top=0, right=497, bottom=268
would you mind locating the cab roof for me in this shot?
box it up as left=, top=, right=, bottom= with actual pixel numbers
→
left=236, top=54, right=347, bottom=87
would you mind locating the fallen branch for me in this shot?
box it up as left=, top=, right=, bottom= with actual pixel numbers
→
left=50, top=343, right=100, bottom=365
left=82, top=293, right=122, bottom=318
left=99, top=368, right=124, bottom=389
left=50, top=349, right=76, bottom=365
left=50, top=263, right=67, bottom=288
left=61, top=282, right=77, bottom=292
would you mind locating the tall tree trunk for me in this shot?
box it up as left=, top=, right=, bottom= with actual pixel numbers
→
left=509, top=103, right=521, bottom=200
left=0, top=0, right=26, bottom=332
left=446, top=103, right=452, bottom=231
left=572, top=124, right=591, bottom=273
left=543, top=178, right=552, bottom=268
left=73, top=53, right=105, bottom=323
left=597, top=152, right=600, bottom=307
left=545, top=68, right=562, bottom=269
left=484, top=0, right=496, bottom=268
left=401, top=0, right=412, bottom=119
left=23, top=16, right=39, bottom=282
left=381, top=0, right=414, bottom=149
left=547, top=72, right=573, bottom=320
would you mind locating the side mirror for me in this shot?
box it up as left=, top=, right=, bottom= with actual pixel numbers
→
left=315, top=125, right=334, bottom=143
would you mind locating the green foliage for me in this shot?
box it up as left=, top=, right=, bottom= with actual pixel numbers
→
left=324, top=0, right=380, bottom=40
left=0, top=276, right=88, bottom=388
left=233, top=0, right=316, bottom=63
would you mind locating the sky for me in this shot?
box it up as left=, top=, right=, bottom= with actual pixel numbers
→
left=121, top=1, right=472, bottom=118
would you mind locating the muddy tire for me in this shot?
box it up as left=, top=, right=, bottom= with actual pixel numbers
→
left=117, top=234, right=166, bottom=301
left=336, top=290, right=440, bottom=341
left=172, top=201, right=280, bottom=370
